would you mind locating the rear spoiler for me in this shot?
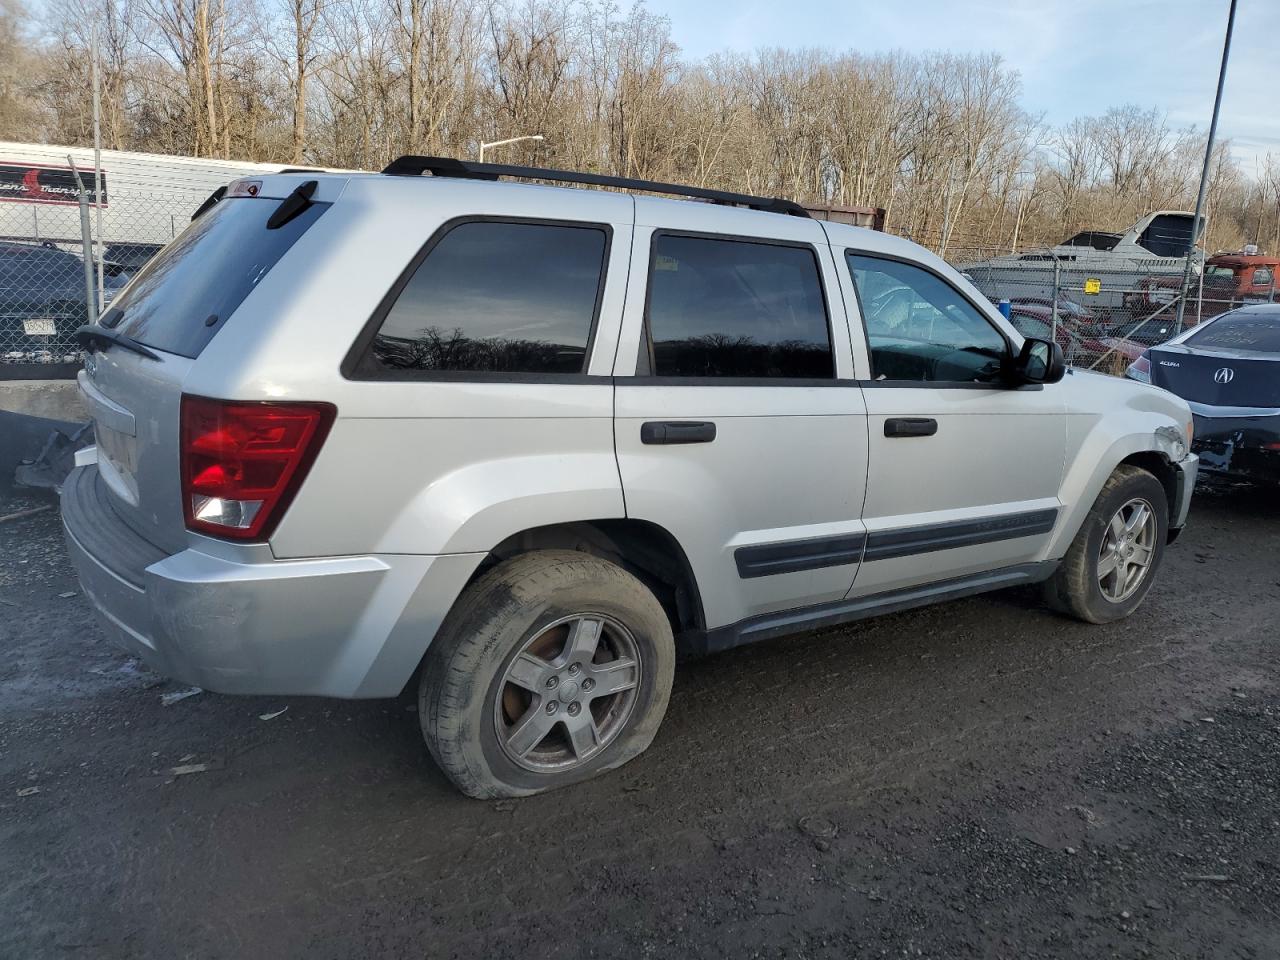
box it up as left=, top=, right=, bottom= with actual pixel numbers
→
left=191, top=185, right=227, bottom=221
left=191, top=178, right=319, bottom=228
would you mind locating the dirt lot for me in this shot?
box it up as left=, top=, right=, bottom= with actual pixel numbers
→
left=1, top=480, right=1278, bottom=959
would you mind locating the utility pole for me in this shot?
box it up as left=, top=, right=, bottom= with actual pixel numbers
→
left=478, top=135, right=544, bottom=163
left=68, top=157, right=96, bottom=327
left=1175, top=0, right=1237, bottom=333
left=92, top=29, right=105, bottom=312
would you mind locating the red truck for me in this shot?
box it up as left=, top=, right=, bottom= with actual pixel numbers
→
left=1124, top=251, right=1279, bottom=322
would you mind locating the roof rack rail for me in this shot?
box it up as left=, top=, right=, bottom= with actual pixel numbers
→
left=380, top=155, right=810, bottom=218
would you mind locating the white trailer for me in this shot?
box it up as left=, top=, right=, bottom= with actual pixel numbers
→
left=0, top=141, right=287, bottom=250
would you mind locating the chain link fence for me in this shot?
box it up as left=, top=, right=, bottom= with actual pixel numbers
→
left=946, top=237, right=1277, bottom=376
left=1, top=188, right=192, bottom=373
left=3, top=178, right=1275, bottom=379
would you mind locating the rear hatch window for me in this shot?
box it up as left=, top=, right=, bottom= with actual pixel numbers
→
left=102, top=196, right=328, bottom=358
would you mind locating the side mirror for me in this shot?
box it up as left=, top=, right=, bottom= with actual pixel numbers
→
left=1012, top=337, right=1066, bottom=385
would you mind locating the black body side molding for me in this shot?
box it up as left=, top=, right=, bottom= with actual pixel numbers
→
left=862, top=509, right=1058, bottom=561
left=731, top=508, right=1060, bottom=581
left=734, top=532, right=867, bottom=579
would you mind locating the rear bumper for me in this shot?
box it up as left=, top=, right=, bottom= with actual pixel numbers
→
left=60, top=465, right=484, bottom=698
left=1191, top=406, right=1280, bottom=481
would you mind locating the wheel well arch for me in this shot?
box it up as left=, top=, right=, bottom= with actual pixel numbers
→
left=477, top=519, right=706, bottom=640
left=1118, top=450, right=1178, bottom=522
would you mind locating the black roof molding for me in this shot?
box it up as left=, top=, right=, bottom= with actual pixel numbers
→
left=381, top=155, right=810, bottom=218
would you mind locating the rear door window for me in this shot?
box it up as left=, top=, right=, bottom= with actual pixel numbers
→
left=353, top=220, right=609, bottom=377
left=643, top=234, right=833, bottom=379
left=106, top=197, right=329, bottom=358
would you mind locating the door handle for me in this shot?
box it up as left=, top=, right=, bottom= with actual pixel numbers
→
left=641, top=421, right=717, bottom=445
left=884, top=417, right=938, bottom=438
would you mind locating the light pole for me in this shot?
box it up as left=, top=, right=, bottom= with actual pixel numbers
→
left=478, top=135, right=544, bottom=163
left=1175, top=0, right=1237, bottom=333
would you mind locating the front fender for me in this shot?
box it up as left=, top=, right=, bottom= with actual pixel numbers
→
left=1046, top=406, right=1190, bottom=559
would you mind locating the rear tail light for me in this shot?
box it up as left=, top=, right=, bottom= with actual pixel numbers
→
left=1127, top=349, right=1152, bottom=383
left=180, top=395, right=335, bottom=541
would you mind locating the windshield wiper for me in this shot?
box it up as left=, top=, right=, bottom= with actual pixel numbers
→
left=76, top=324, right=160, bottom=361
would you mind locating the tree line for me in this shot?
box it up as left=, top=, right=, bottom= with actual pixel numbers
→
left=2, top=0, right=1278, bottom=256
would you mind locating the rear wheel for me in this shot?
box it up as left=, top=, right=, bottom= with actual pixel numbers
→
left=419, top=550, right=675, bottom=799
left=1044, top=465, right=1168, bottom=623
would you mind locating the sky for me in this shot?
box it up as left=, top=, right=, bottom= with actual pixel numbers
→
left=643, top=0, right=1277, bottom=171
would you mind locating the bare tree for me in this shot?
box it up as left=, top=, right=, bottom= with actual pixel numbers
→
left=5, top=0, right=1275, bottom=255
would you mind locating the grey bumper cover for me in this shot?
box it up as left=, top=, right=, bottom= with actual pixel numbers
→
left=60, top=465, right=483, bottom=698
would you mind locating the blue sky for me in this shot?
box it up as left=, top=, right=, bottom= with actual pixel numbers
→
left=644, top=0, right=1277, bottom=170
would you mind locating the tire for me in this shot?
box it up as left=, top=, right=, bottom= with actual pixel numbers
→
left=419, top=550, right=676, bottom=799
left=1043, top=465, right=1169, bottom=624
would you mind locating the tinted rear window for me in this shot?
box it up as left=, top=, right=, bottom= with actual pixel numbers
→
left=1187, top=311, right=1280, bottom=354
left=357, top=220, right=608, bottom=377
left=106, top=197, right=328, bottom=358
left=645, top=235, right=833, bottom=378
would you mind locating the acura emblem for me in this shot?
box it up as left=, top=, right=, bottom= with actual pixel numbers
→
left=1213, top=367, right=1234, bottom=384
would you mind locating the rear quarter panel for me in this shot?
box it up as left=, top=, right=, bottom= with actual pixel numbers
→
left=181, top=177, right=636, bottom=559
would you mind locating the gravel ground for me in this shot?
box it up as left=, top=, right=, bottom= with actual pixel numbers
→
left=1, top=480, right=1277, bottom=959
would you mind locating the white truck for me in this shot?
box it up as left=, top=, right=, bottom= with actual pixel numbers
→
left=0, top=141, right=286, bottom=252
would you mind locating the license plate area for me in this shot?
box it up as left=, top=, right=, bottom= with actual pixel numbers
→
left=23, top=318, right=57, bottom=336
left=95, top=423, right=141, bottom=504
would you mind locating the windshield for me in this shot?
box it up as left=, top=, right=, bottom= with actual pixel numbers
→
left=104, top=197, right=328, bottom=358
left=1186, top=310, right=1280, bottom=354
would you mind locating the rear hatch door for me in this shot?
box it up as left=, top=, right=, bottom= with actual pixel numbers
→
left=80, top=178, right=335, bottom=552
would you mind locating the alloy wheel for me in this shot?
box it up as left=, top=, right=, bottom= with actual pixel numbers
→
left=1097, top=497, right=1157, bottom=603
left=493, top=614, right=641, bottom=772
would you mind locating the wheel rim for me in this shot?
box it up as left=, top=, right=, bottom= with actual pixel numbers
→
left=1098, top=497, right=1157, bottom=603
left=493, top=614, right=642, bottom=773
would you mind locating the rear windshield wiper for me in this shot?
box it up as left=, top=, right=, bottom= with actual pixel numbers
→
left=76, top=324, right=160, bottom=361
left=266, top=180, right=318, bottom=230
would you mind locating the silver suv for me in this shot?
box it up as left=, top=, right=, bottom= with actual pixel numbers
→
left=61, top=158, right=1198, bottom=798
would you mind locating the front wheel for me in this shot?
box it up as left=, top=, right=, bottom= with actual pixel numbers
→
left=1044, top=465, right=1169, bottom=624
left=419, top=550, right=676, bottom=799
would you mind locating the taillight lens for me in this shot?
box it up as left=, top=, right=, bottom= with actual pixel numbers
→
left=180, top=395, right=335, bottom=541
left=1126, top=349, right=1152, bottom=383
